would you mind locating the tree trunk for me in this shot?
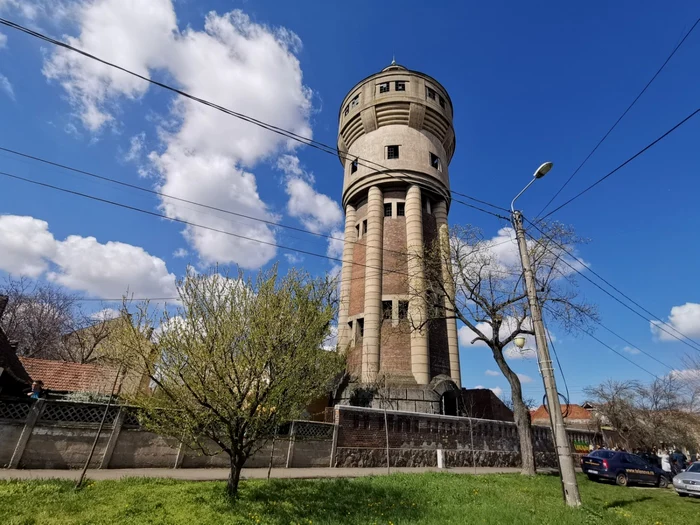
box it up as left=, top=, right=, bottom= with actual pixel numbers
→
left=491, top=345, right=536, bottom=475
left=512, top=393, right=536, bottom=476
left=227, top=454, right=245, bottom=499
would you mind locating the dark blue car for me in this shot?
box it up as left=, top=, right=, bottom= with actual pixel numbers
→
left=581, top=450, right=670, bottom=488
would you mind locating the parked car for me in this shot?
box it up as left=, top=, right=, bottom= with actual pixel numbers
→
left=672, top=461, right=700, bottom=497
left=580, top=450, right=670, bottom=488
left=638, top=452, right=660, bottom=468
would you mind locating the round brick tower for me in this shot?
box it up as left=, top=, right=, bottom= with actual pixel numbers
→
left=336, top=61, right=461, bottom=390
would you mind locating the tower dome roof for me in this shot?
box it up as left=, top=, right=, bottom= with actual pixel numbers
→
left=381, top=58, right=406, bottom=72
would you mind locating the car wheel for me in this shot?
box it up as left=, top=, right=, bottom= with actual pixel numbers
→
left=587, top=474, right=598, bottom=482
left=657, top=476, right=668, bottom=489
left=615, top=472, right=628, bottom=487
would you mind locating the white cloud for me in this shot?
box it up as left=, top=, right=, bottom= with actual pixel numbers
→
left=0, top=73, right=14, bottom=100
left=669, top=369, right=700, bottom=382
left=327, top=230, right=344, bottom=259
left=0, top=214, right=176, bottom=299
left=651, top=303, right=700, bottom=341
left=517, top=373, right=533, bottom=384
left=0, top=32, right=7, bottom=49
left=474, top=385, right=503, bottom=398
left=623, top=346, right=641, bottom=355
left=0, top=215, right=57, bottom=276
left=284, top=253, right=303, bottom=264
left=172, top=248, right=189, bottom=258
left=90, top=308, right=121, bottom=321
left=485, top=369, right=500, bottom=377
left=40, top=2, right=313, bottom=268
left=123, top=132, right=145, bottom=162
left=278, top=155, right=343, bottom=235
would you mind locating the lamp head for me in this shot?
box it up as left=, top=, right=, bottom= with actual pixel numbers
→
left=534, top=162, right=553, bottom=179
left=514, top=336, right=527, bottom=349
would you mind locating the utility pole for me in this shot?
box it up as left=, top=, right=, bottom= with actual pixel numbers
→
left=512, top=209, right=581, bottom=507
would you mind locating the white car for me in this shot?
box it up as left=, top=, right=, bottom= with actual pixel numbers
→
left=672, top=462, right=700, bottom=497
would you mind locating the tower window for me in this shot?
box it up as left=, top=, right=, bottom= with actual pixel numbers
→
left=344, top=105, right=349, bottom=116
left=384, top=203, right=392, bottom=217
left=398, top=301, right=409, bottom=320
left=351, top=159, right=358, bottom=173
left=382, top=301, right=393, bottom=319
left=357, top=318, right=364, bottom=338
left=395, top=81, right=406, bottom=91
left=350, top=94, right=359, bottom=108
left=396, top=202, right=405, bottom=216
left=439, top=95, right=446, bottom=108
left=356, top=224, right=360, bottom=240
left=362, top=219, right=368, bottom=235
left=387, top=145, right=400, bottom=159
left=430, top=152, right=442, bottom=172
left=426, top=87, right=436, bottom=100
left=379, top=82, right=390, bottom=93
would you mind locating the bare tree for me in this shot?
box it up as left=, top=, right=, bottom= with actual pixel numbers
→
left=106, top=266, right=345, bottom=498
left=420, top=222, right=596, bottom=475
left=585, top=377, right=700, bottom=451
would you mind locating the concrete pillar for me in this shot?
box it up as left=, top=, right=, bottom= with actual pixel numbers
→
left=99, top=406, right=126, bottom=468
left=9, top=399, right=45, bottom=468
left=337, top=203, right=357, bottom=351
left=406, top=185, right=429, bottom=384
left=434, top=200, right=461, bottom=387
left=362, top=186, right=384, bottom=382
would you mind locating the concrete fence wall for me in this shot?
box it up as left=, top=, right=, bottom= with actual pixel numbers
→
left=0, top=400, right=599, bottom=470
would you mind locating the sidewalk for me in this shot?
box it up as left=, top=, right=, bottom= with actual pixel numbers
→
left=0, top=466, right=533, bottom=482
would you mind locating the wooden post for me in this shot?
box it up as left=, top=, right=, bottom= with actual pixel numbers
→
left=174, top=441, right=186, bottom=469
left=285, top=421, right=296, bottom=468
left=99, top=407, right=125, bottom=469
left=9, top=399, right=45, bottom=469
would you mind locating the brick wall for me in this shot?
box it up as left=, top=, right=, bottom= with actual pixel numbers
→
left=382, top=216, right=407, bottom=295
left=379, top=321, right=412, bottom=377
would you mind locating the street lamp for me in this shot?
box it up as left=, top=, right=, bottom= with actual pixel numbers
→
left=511, top=162, right=582, bottom=508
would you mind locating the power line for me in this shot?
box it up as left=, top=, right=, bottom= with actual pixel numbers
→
left=523, top=217, right=700, bottom=352
left=539, top=107, right=700, bottom=220
left=536, top=17, right=700, bottom=218
left=0, top=17, right=509, bottom=219
left=542, top=303, right=660, bottom=380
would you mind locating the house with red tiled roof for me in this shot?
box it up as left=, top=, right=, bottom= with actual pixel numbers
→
left=18, top=357, right=151, bottom=398
left=530, top=403, right=594, bottom=430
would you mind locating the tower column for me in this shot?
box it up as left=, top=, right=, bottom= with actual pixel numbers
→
left=406, top=184, right=429, bottom=384
left=434, top=200, right=461, bottom=387
left=337, top=203, right=356, bottom=351
left=362, top=186, right=383, bottom=382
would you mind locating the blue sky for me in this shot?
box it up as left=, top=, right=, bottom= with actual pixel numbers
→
left=1, top=0, right=699, bottom=404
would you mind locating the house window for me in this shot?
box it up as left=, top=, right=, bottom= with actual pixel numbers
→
left=344, top=105, right=349, bottom=116
left=430, top=152, right=442, bottom=172
left=439, top=95, right=446, bottom=108
left=396, top=202, right=405, bottom=216
left=351, top=159, right=358, bottom=173
left=387, top=145, right=400, bottom=159
left=395, top=81, right=405, bottom=91
left=426, top=87, right=436, bottom=100
left=398, top=300, right=409, bottom=320
left=382, top=301, right=393, bottom=319
left=384, top=203, right=392, bottom=217
left=379, top=82, right=390, bottom=93
left=357, top=318, right=364, bottom=338
left=350, top=94, right=359, bottom=108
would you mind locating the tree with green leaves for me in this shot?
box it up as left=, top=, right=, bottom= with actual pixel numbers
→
left=107, top=266, right=344, bottom=498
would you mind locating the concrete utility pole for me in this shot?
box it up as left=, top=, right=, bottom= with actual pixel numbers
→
left=511, top=162, right=581, bottom=508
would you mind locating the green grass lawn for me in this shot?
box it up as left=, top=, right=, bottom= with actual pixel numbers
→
left=0, top=473, right=697, bottom=525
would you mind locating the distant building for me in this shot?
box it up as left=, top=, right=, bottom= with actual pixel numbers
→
left=530, top=404, right=593, bottom=430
